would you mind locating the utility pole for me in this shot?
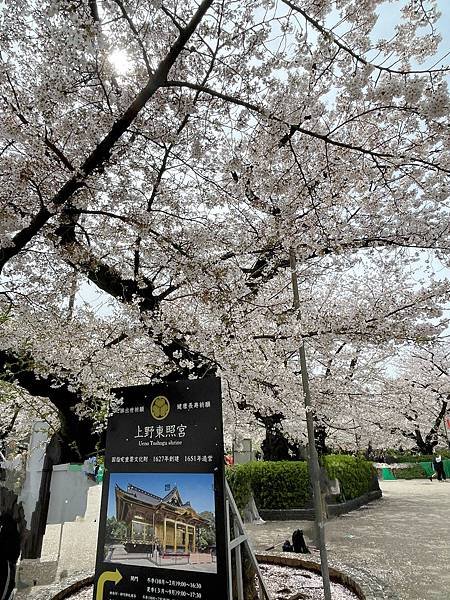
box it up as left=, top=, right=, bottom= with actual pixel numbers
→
left=289, top=248, right=332, bottom=600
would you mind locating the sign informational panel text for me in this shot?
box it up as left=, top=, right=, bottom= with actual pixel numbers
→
left=93, top=377, right=228, bottom=600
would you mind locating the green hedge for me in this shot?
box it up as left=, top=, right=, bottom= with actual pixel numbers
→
left=323, top=455, right=375, bottom=502
left=225, top=463, right=253, bottom=510
left=226, top=455, right=375, bottom=511
left=386, top=451, right=450, bottom=463
left=392, top=464, right=427, bottom=479
left=249, top=461, right=310, bottom=510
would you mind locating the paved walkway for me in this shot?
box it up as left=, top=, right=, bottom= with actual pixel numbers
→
left=246, top=480, right=450, bottom=600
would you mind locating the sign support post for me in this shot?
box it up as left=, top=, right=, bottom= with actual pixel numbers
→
left=225, top=481, right=271, bottom=600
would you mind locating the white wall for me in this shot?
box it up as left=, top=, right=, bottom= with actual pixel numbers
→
left=18, top=466, right=102, bottom=590
left=46, top=464, right=97, bottom=525
left=41, top=477, right=102, bottom=577
left=18, top=421, right=49, bottom=530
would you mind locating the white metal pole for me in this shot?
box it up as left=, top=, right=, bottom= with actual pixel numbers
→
left=289, top=248, right=332, bottom=600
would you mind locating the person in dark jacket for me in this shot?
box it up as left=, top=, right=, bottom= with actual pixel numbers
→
left=292, top=529, right=310, bottom=554
left=432, top=453, right=446, bottom=482
left=0, top=513, right=21, bottom=600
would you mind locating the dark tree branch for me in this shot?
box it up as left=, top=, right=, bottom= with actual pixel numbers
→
left=0, top=0, right=214, bottom=274
left=55, top=235, right=159, bottom=312
left=281, top=0, right=450, bottom=75
left=425, top=397, right=448, bottom=447
left=0, top=408, right=20, bottom=451
left=0, top=349, right=99, bottom=460
left=163, top=80, right=450, bottom=174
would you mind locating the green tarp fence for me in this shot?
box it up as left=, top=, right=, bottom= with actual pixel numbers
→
left=381, top=467, right=396, bottom=480
left=380, top=460, right=450, bottom=480
left=419, top=461, right=434, bottom=477
left=68, top=463, right=83, bottom=472
left=419, top=460, right=450, bottom=478
left=96, top=464, right=104, bottom=483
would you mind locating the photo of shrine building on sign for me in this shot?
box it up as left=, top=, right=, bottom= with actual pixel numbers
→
left=104, top=473, right=217, bottom=573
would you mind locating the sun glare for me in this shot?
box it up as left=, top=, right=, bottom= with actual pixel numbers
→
left=109, top=49, right=131, bottom=75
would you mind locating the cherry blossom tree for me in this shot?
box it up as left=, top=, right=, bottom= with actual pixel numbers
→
left=378, top=344, right=450, bottom=453
left=1, top=0, right=450, bottom=459
left=312, top=340, right=450, bottom=455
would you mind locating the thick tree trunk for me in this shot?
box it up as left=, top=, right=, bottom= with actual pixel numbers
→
left=255, top=412, right=305, bottom=461
left=408, top=400, right=448, bottom=454
left=0, top=349, right=102, bottom=461
left=412, top=428, right=437, bottom=454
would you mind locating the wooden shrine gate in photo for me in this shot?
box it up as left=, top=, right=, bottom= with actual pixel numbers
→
left=115, top=483, right=206, bottom=555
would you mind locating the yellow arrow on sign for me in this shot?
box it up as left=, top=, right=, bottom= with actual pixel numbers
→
left=96, top=569, right=123, bottom=600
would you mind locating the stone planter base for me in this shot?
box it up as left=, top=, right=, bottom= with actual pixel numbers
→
left=256, top=552, right=398, bottom=600
left=259, top=489, right=382, bottom=521
left=256, top=553, right=365, bottom=598
left=49, top=576, right=94, bottom=600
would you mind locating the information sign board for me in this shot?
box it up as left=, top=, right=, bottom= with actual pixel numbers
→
left=93, top=377, right=228, bottom=600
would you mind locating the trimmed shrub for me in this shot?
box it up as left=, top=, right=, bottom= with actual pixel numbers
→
left=392, top=464, right=427, bottom=479
left=226, top=461, right=310, bottom=511
left=323, top=455, right=375, bottom=502
left=248, top=461, right=310, bottom=510
left=225, top=463, right=253, bottom=510
left=226, top=455, right=375, bottom=511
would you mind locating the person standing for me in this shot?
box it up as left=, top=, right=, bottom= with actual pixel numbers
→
left=0, top=513, right=21, bottom=600
left=432, top=453, right=446, bottom=482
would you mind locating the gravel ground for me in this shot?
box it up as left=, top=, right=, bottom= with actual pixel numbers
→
left=21, top=480, right=449, bottom=599
left=63, top=564, right=358, bottom=600
left=247, top=480, right=450, bottom=599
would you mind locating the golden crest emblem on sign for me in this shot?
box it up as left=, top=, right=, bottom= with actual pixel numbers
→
left=150, top=395, right=170, bottom=420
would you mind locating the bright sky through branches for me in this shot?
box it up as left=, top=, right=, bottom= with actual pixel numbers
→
left=109, top=48, right=132, bottom=75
